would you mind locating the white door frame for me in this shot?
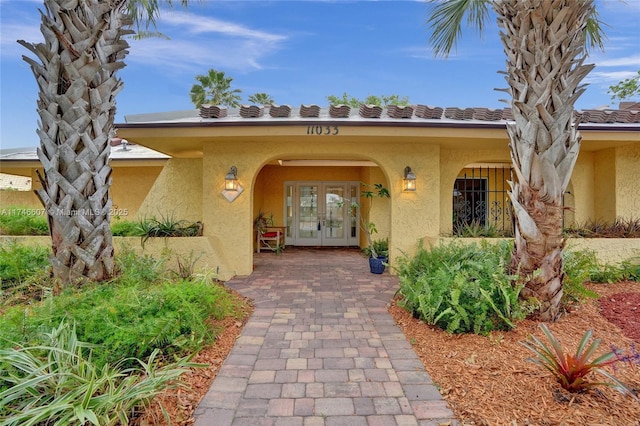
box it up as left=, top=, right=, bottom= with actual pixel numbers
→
left=284, top=181, right=360, bottom=247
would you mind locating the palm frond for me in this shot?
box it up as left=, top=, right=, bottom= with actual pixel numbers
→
left=584, top=7, right=607, bottom=52
left=427, top=0, right=492, bottom=58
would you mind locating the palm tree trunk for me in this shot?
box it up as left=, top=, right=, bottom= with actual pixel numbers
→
left=494, top=0, right=595, bottom=321
left=18, top=0, right=131, bottom=284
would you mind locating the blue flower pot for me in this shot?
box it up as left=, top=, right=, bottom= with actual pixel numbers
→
left=369, top=256, right=387, bottom=274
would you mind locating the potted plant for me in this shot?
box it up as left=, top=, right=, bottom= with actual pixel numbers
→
left=357, top=183, right=390, bottom=274
left=253, top=210, right=274, bottom=233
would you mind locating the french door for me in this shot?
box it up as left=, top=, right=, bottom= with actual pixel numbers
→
left=284, top=181, right=359, bottom=246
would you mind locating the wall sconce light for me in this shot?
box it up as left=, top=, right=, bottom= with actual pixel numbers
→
left=225, top=166, right=238, bottom=191
left=222, top=166, right=244, bottom=202
left=403, top=166, right=416, bottom=192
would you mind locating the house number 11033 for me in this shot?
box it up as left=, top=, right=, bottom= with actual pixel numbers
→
left=306, top=125, right=339, bottom=135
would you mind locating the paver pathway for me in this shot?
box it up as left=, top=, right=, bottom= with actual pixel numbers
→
left=194, top=248, right=458, bottom=426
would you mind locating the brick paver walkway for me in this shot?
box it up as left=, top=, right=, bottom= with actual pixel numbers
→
left=194, top=248, right=458, bottom=426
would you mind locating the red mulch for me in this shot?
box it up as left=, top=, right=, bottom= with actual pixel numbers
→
left=390, top=281, right=640, bottom=426
left=599, top=291, right=640, bottom=343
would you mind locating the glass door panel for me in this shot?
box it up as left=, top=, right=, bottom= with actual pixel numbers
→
left=323, top=184, right=347, bottom=244
left=285, top=181, right=359, bottom=247
left=297, top=184, right=321, bottom=245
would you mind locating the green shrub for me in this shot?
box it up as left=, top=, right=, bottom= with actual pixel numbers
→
left=562, top=250, right=600, bottom=303
left=138, top=213, right=203, bottom=245
left=0, top=249, right=243, bottom=369
left=396, top=240, right=525, bottom=335
left=563, top=248, right=639, bottom=284
left=452, top=220, right=513, bottom=238
left=363, top=238, right=388, bottom=258
left=111, top=219, right=144, bottom=236
left=0, top=207, right=48, bottom=236
left=588, top=260, right=639, bottom=283
left=0, top=321, right=199, bottom=425
left=115, top=245, right=166, bottom=286
left=0, top=240, right=50, bottom=289
left=564, top=217, right=640, bottom=238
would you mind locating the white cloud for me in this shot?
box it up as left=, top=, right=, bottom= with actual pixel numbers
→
left=128, top=36, right=274, bottom=72
left=159, top=11, right=286, bottom=43
left=0, top=23, right=43, bottom=58
left=126, top=11, right=287, bottom=72
left=595, top=54, right=640, bottom=68
left=587, top=70, right=639, bottom=84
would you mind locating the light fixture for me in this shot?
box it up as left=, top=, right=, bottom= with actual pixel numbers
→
left=225, top=166, right=238, bottom=191
left=403, top=166, right=416, bottom=192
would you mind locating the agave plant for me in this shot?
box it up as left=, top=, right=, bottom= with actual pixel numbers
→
left=521, top=324, right=638, bottom=399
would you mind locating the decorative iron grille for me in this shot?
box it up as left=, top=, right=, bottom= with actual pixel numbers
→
left=453, top=165, right=513, bottom=235
left=452, top=165, right=574, bottom=235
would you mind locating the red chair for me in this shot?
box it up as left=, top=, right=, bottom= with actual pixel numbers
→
left=256, top=226, right=286, bottom=253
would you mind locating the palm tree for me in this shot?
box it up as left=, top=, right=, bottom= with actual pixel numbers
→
left=190, top=69, right=242, bottom=108
left=248, top=92, right=275, bottom=105
left=428, top=0, right=604, bottom=321
left=18, top=0, right=187, bottom=285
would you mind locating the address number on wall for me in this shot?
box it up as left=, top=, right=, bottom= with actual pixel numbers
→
left=306, top=125, right=339, bottom=135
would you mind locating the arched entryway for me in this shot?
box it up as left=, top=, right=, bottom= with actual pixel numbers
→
left=253, top=159, right=390, bottom=251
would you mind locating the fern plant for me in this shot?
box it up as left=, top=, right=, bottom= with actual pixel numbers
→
left=396, top=240, right=526, bottom=335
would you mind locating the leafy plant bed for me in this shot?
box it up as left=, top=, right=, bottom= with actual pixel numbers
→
left=0, top=243, right=253, bottom=424
left=390, top=281, right=640, bottom=425
left=135, top=292, right=253, bottom=425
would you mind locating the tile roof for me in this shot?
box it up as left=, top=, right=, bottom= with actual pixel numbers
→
left=200, top=105, right=227, bottom=119
left=329, top=104, right=351, bottom=118
left=359, top=104, right=383, bottom=118
left=239, top=105, right=265, bottom=118
left=269, top=104, right=292, bottom=118
left=300, top=104, right=320, bottom=118
left=121, top=103, right=640, bottom=127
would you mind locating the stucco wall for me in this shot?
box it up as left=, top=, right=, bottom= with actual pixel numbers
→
left=110, top=166, right=163, bottom=218
left=594, top=148, right=617, bottom=222
left=113, top=123, right=637, bottom=278
left=136, top=159, right=202, bottom=222
left=571, top=152, right=595, bottom=224
left=565, top=238, right=640, bottom=265
left=439, top=237, right=639, bottom=265
left=193, top=134, right=443, bottom=276
left=0, top=165, right=163, bottom=218
left=0, top=190, right=41, bottom=209
left=616, top=144, right=640, bottom=219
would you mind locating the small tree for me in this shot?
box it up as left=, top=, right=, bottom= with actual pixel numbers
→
left=608, top=71, right=640, bottom=102
left=327, top=93, right=411, bottom=107
left=327, top=93, right=361, bottom=108
left=190, top=69, right=242, bottom=108
left=248, top=92, right=275, bottom=105
left=356, top=183, right=390, bottom=259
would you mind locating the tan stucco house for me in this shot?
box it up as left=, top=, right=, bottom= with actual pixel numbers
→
left=2, top=103, right=639, bottom=279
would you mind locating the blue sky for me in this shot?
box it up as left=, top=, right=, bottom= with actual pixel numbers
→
left=1, top=0, right=639, bottom=149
